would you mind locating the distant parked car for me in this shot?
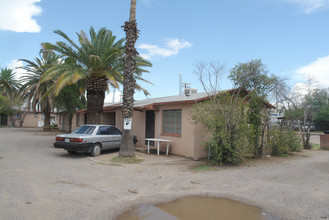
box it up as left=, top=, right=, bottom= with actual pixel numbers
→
left=54, top=125, right=137, bottom=156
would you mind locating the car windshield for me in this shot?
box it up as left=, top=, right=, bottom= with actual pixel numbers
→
left=73, top=126, right=95, bottom=134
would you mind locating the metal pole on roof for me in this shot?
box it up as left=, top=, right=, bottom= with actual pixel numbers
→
left=112, top=89, right=116, bottom=102
left=179, top=74, right=182, bottom=95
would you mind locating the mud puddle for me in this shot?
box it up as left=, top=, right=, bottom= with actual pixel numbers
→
left=116, top=196, right=279, bottom=220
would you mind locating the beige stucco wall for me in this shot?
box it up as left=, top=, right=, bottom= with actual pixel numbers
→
left=68, top=103, right=209, bottom=160
left=152, top=103, right=207, bottom=160
left=115, top=109, right=123, bottom=130
left=130, top=110, right=146, bottom=147
left=71, top=113, right=78, bottom=131
left=193, top=121, right=209, bottom=159
left=21, top=112, right=40, bottom=127
left=21, top=112, right=59, bottom=128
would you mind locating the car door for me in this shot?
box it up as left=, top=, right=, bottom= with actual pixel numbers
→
left=97, top=126, right=112, bottom=150
left=108, top=127, right=122, bottom=149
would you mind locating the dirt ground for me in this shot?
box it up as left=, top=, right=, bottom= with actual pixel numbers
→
left=0, top=128, right=328, bottom=220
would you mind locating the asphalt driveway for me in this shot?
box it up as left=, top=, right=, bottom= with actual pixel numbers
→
left=0, top=128, right=329, bottom=220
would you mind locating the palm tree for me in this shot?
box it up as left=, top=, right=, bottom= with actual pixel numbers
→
left=0, top=68, right=20, bottom=98
left=19, top=51, right=63, bottom=131
left=42, top=26, right=151, bottom=124
left=119, top=0, right=138, bottom=157
left=0, top=68, right=21, bottom=126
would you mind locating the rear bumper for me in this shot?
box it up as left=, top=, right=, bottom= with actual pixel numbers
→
left=53, top=142, right=94, bottom=152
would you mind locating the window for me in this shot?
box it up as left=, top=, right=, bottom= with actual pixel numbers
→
left=109, top=127, right=122, bottom=135
left=96, top=126, right=122, bottom=135
left=162, top=109, right=182, bottom=135
left=97, top=126, right=111, bottom=135
left=74, top=125, right=95, bottom=134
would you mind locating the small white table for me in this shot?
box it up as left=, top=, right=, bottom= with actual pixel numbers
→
left=145, top=138, right=172, bottom=156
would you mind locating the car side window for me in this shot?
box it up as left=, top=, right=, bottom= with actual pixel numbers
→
left=97, top=126, right=111, bottom=135
left=109, top=127, right=122, bottom=135
left=74, top=126, right=95, bottom=134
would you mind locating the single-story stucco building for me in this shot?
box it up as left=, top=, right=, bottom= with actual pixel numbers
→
left=68, top=89, right=274, bottom=160
left=1, top=111, right=60, bottom=128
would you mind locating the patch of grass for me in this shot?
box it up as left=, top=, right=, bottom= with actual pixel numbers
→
left=192, top=165, right=219, bottom=172
left=97, top=161, right=122, bottom=166
left=111, top=156, right=144, bottom=164
left=320, top=147, right=329, bottom=151
left=311, top=144, right=320, bottom=150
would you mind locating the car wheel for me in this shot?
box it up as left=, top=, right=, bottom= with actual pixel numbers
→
left=67, top=150, right=77, bottom=154
left=90, top=144, right=102, bottom=157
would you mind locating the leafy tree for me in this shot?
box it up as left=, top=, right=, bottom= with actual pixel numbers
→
left=42, top=26, right=151, bottom=125
left=312, top=89, right=329, bottom=130
left=191, top=93, right=248, bottom=164
left=119, top=0, right=138, bottom=157
left=314, top=106, right=329, bottom=129
left=0, top=95, right=11, bottom=114
left=55, top=84, right=86, bottom=132
left=229, top=59, right=278, bottom=97
left=19, top=50, right=63, bottom=131
left=279, top=79, right=325, bottom=149
left=192, top=61, right=250, bottom=164
left=0, top=94, right=22, bottom=121
left=246, top=96, right=264, bottom=157
left=229, top=59, right=279, bottom=157
left=269, top=127, right=302, bottom=156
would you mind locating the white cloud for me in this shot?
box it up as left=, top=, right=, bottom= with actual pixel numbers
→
left=283, top=0, right=329, bottom=14
left=0, top=0, right=42, bottom=33
left=293, top=55, right=329, bottom=86
left=6, top=59, right=28, bottom=80
left=139, top=0, right=152, bottom=6
left=105, top=90, right=122, bottom=103
left=138, top=38, right=192, bottom=60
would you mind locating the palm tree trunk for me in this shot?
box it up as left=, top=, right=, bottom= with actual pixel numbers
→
left=85, top=75, right=108, bottom=124
left=68, top=112, right=73, bottom=133
left=43, top=111, right=51, bottom=131
left=86, top=90, right=105, bottom=124
left=119, top=0, right=138, bottom=157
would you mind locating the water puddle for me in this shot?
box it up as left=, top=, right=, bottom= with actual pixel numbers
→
left=116, top=196, right=279, bottom=220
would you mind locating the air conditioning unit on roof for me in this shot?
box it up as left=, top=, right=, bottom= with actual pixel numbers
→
left=184, top=88, right=198, bottom=96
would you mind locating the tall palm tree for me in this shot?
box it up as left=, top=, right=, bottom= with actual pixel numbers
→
left=0, top=68, right=21, bottom=98
left=119, top=0, right=138, bottom=157
left=19, top=51, right=63, bottom=131
left=42, top=26, right=151, bottom=124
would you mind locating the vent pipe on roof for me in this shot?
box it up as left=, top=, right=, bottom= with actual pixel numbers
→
left=179, top=74, right=182, bottom=95
left=112, top=89, right=116, bottom=102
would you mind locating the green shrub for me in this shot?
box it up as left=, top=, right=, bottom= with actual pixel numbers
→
left=269, top=127, right=302, bottom=156
left=191, top=93, right=248, bottom=165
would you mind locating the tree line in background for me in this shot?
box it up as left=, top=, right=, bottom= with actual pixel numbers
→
left=191, top=59, right=329, bottom=165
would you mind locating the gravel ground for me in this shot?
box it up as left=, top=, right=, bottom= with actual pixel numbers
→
left=0, top=128, right=328, bottom=220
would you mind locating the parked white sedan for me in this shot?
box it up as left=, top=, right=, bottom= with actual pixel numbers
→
left=54, top=124, right=136, bottom=156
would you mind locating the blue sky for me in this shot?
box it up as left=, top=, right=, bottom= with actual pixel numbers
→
left=1, top=0, right=329, bottom=101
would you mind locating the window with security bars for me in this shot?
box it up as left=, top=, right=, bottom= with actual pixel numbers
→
left=162, top=109, right=182, bottom=135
